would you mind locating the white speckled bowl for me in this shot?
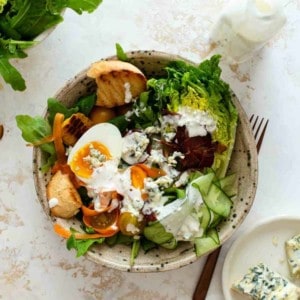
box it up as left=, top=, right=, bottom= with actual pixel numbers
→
left=33, top=51, right=258, bottom=272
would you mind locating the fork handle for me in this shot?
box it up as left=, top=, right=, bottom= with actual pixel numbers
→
left=193, top=247, right=222, bottom=300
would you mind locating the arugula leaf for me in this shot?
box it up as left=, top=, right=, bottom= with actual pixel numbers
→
left=130, top=239, right=140, bottom=266
left=0, top=38, right=34, bottom=91
left=47, top=98, right=79, bottom=125
left=115, top=43, right=129, bottom=62
left=76, top=93, right=96, bottom=116
left=66, top=232, right=105, bottom=257
left=0, top=58, right=25, bottom=90
left=0, top=0, right=7, bottom=13
left=0, top=0, right=103, bottom=90
left=7, top=1, right=63, bottom=40
left=15, top=115, right=56, bottom=171
left=67, top=0, right=103, bottom=14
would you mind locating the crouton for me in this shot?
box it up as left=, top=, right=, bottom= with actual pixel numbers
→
left=46, top=170, right=82, bottom=219
left=87, top=60, right=147, bottom=108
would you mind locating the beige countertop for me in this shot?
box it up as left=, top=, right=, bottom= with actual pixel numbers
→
left=1, top=1, right=300, bottom=299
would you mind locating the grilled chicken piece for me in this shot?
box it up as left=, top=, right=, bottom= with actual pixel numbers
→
left=87, top=60, right=147, bottom=108
left=62, top=113, right=93, bottom=146
left=46, top=170, right=82, bottom=219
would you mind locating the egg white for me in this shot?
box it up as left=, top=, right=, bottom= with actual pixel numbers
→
left=67, top=123, right=123, bottom=183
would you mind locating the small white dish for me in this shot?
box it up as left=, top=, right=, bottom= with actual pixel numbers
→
left=222, top=215, right=300, bottom=300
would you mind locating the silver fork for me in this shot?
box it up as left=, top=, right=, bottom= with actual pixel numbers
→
left=193, top=115, right=269, bottom=300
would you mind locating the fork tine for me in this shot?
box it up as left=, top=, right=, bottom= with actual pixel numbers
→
left=256, top=119, right=269, bottom=153
left=251, top=115, right=259, bottom=131
left=254, top=118, right=264, bottom=139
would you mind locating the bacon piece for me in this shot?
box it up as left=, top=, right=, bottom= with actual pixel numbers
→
left=163, top=126, right=225, bottom=171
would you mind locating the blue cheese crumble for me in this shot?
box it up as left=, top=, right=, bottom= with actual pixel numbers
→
left=232, top=263, right=300, bottom=299
left=285, top=234, right=300, bottom=279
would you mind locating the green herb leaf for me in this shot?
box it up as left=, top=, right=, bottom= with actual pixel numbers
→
left=15, top=115, right=56, bottom=171
left=47, top=98, right=79, bottom=125
left=0, top=58, right=26, bottom=91
left=76, top=94, right=96, bottom=116
left=67, top=0, right=103, bottom=14
left=66, top=232, right=105, bottom=257
left=116, top=43, right=129, bottom=62
left=130, top=238, right=140, bottom=266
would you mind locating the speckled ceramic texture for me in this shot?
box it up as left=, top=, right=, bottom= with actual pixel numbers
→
left=33, top=51, right=258, bottom=272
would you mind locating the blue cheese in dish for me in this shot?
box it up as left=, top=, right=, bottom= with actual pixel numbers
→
left=232, top=263, right=300, bottom=299
left=285, top=234, right=300, bottom=279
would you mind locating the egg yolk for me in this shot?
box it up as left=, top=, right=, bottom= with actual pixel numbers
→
left=69, top=141, right=112, bottom=178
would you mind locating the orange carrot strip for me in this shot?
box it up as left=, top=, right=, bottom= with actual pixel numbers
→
left=53, top=223, right=103, bottom=240
left=130, top=165, right=147, bottom=189
left=52, top=113, right=66, bottom=164
left=27, top=135, right=54, bottom=147
left=137, top=164, right=166, bottom=178
left=81, top=205, right=104, bottom=216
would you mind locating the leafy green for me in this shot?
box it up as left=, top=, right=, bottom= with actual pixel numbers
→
left=0, top=38, right=34, bottom=90
left=76, top=94, right=96, bottom=116
left=0, top=1, right=7, bottom=13
left=0, top=0, right=103, bottom=91
left=15, top=114, right=56, bottom=171
left=130, top=239, right=140, bottom=266
left=115, top=43, right=129, bottom=62
left=66, top=231, right=105, bottom=257
left=136, top=55, right=238, bottom=177
left=47, top=94, right=96, bottom=125
left=67, top=0, right=103, bottom=14
left=47, top=98, right=79, bottom=125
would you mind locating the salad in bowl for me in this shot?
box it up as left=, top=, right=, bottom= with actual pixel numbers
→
left=16, top=49, right=258, bottom=271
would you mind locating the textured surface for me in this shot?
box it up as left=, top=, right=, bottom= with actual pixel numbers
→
left=1, top=0, right=300, bottom=298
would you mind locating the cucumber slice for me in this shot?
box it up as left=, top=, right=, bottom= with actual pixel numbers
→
left=194, top=228, right=220, bottom=257
left=215, top=173, right=237, bottom=197
left=207, top=228, right=220, bottom=244
left=199, top=204, right=211, bottom=231
left=203, top=183, right=232, bottom=217
left=192, top=172, right=215, bottom=195
left=208, top=211, right=223, bottom=228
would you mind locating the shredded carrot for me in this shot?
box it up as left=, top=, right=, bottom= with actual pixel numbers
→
left=53, top=223, right=103, bottom=240
left=81, top=205, right=104, bottom=216
left=130, top=165, right=147, bottom=189
left=28, top=135, right=54, bottom=147
left=137, top=164, right=166, bottom=178
left=27, top=112, right=66, bottom=165
left=52, top=113, right=66, bottom=164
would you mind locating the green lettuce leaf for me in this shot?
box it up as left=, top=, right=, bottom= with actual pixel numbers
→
left=15, top=115, right=56, bottom=171
left=0, top=0, right=103, bottom=90
left=67, top=0, right=103, bottom=14
left=143, top=55, right=238, bottom=177
left=0, top=38, right=34, bottom=91
left=47, top=98, right=79, bottom=125
left=66, top=232, right=105, bottom=257
left=0, top=0, right=7, bottom=13
left=115, top=43, right=129, bottom=62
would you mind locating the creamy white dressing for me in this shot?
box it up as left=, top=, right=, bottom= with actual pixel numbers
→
left=85, top=159, right=144, bottom=216
left=48, top=197, right=59, bottom=208
left=124, top=82, right=132, bottom=103
left=155, top=178, right=204, bottom=240
left=161, top=106, right=216, bottom=139
left=121, top=131, right=149, bottom=165
left=146, top=149, right=180, bottom=179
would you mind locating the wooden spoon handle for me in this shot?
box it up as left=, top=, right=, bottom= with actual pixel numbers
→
left=193, top=247, right=221, bottom=300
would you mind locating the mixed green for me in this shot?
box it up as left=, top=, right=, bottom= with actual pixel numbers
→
left=0, top=0, right=102, bottom=91
left=16, top=50, right=238, bottom=265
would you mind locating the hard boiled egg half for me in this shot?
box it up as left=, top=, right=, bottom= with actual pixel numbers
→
left=67, top=123, right=123, bottom=183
